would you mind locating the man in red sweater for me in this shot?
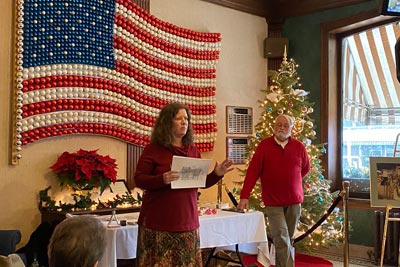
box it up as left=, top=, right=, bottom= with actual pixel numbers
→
left=238, top=114, right=310, bottom=267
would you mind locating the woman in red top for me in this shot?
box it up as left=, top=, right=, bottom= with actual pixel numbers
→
left=134, top=102, right=233, bottom=267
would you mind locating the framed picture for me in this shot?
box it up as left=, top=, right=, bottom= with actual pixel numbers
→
left=370, top=157, right=400, bottom=207
left=110, top=179, right=131, bottom=195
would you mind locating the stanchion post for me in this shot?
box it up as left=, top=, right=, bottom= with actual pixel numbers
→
left=217, top=180, right=222, bottom=208
left=342, top=181, right=350, bottom=267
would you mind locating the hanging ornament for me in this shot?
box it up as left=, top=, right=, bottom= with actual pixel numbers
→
left=266, top=92, right=281, bottom=103
left=267, top=106, right=273, bottom=112
left=294, top=119, right=304, bottom=132
left=293, top=89, right=309, bottom=96
left=319, top=175, right=324, bottom=180
left=321, top=147, right=326, bottom=153
left=305, top=138, right=312, bottom=146
left=278, top=109, right=284, bottom=115
left=308, top=107, right=314, bottom=113
left=301, top=106, right=308, bottom=113
left=288, top=101, right=293, bottom=107
left=256, top=132, right=261, bottom=138
left=317, top=197, right=323, bottom=203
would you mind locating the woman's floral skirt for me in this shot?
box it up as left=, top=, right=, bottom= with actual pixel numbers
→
left=136, top=225, right=202, bottom=267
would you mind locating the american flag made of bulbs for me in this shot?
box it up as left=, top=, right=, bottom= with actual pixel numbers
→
left=12, top=0, right=221, bottom=162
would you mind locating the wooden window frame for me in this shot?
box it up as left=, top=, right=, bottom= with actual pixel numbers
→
left=320, top=9, right=398, bottom=200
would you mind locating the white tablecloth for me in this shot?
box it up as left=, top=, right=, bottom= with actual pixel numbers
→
left=97, top=210, right=270, bottom=267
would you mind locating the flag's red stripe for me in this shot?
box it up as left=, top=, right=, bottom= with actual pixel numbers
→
left=115, top=14, right=220, bottom=60
left=116, top=0, right=221, bottom=43
left=195, top=142, right=215, bottom=152
left=114, top=37, right=216, bottom=78
left=116, top=61, right=216, bottom=96
left=20, top=123, right=214, bottom=152
left=22, top=76, right=216, bottom=115
left=192, top=123, right=217, bottom=132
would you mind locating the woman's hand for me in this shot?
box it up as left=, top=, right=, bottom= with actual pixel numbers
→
left=213, top=158, right=234, bottom=176
left=163, top=170, right=179, bottom=184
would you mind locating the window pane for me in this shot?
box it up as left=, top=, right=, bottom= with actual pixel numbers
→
left=342, top=122, right=400, bottom=196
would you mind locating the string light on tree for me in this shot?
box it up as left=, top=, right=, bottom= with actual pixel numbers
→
left=234, top=48, right=344, bottom=251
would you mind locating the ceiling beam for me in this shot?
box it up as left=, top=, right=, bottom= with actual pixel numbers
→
left=202, top=0, right=373, bottom=22
left=270, top=0, right=373, bottom=19
left=200, top=0, right=268, bottom=18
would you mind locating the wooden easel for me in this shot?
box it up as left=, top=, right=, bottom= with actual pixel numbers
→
left=379, top=205, right=400, bottom=267
left=379, top=133, right=400, bottom=267
left=394, top=133, right=400, bottom=158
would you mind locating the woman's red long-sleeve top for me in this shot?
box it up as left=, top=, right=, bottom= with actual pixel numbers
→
left=134, top=143, right=222, bottom=231
left=240, top=136, right=311, bottom=206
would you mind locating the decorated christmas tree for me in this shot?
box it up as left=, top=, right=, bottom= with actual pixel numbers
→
left=234, top=52, right=345, bottom=250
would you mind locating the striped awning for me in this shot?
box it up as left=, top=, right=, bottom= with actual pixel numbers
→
left=342, top=22, right=400, bottom=124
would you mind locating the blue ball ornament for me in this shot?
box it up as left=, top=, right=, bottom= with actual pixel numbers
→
left=321, top=147, right=327, bottom=153
left=317, top=197, right=323, bottom=203
left=267, top=107, right=273, bottom=112
left=319, top=175, right=324, bottom=180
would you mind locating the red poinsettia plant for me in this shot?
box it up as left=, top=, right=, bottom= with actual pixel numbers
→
left=50, top=149, right=118, bottom=195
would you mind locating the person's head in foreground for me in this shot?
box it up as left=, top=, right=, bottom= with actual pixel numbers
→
left=48, top=215, right=106, bottom=267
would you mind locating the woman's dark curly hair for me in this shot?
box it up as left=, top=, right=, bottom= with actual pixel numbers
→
left=150, top=103, right=194, bottom=147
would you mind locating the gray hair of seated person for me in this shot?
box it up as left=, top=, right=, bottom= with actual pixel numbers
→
left=48, top=215, right=106, bottom=267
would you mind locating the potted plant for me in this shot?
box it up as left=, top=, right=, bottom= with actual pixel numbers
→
left=50, top=149, right=118, bottom=195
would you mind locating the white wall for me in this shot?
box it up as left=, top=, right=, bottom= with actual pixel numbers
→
left=0, top=0, right=267, bottom=245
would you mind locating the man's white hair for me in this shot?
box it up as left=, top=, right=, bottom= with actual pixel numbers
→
left=276, top=114, right=294, bottom=127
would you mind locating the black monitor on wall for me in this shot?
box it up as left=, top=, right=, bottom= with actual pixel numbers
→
left=381, top=0, right=400, bottom=16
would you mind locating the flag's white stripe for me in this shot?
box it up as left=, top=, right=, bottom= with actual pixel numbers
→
left=115, top=49, right=216, bottom=87
left=21, top=111, right=217, bottom=143
left=114, top=27, right=218, bottom=69
left=116, top=4, right=221, bottom=51
left=22, top=87, right=217, bottom=124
